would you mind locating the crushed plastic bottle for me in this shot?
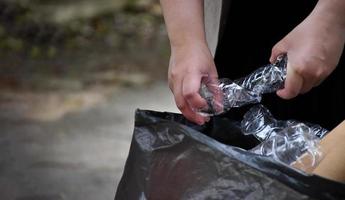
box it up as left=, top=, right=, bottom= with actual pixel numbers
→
left=242, top=105, right=328, bottom=172
left=197, top=55, right=326, bottom=172
left=197, top=55, right=287, bottom=116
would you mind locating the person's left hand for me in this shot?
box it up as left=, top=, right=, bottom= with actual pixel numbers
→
left=270, top=9, right=345, bottom=99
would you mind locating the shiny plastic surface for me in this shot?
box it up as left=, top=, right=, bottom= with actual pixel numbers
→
left=115, top=110, right=345, bottom=200
left=198, top=55, right=287, bottom=116
left=242, top=105, right=327, bottom=172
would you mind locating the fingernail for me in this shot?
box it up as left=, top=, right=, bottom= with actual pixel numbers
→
left=205, top=117, right=210, bottom=122
left=197, top=119, right=205, bottom=125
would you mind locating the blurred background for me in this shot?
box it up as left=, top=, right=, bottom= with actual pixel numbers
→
left=0, top=0, right=178, bottom=199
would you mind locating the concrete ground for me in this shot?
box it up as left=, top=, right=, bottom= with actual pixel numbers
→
left=0, top=82, right=178, bottom=200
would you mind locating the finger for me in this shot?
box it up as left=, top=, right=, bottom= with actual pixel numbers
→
left=299, top=64, right=330, bottom=93
left=173, top=80, right=206, bottom=125
left=276, top=62, right=303, bottom=99
left=168, top=79, right=173, bottom=92
left=182, top=74, right=208, bottom=110
left=314, top=78, right=325, bottom=87
left=301, top=75, right=326, bottom=94
left=300, top=77, right=318, bottom=94
left=205, top=77, right=224, bottom=114
left=270, top=41, right=287, bottom=63
left=300, top=83, right=313, bottom=94
left=296, top=65, right=322, bottom=94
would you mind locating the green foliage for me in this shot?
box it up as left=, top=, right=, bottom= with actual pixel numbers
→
left=0, top=0, right=165, bottom=57
left=29, top=46, right=40, bottom=58
left=0, top=0, right=169, bottom=92
left=5, top=37, right=24, bottom=51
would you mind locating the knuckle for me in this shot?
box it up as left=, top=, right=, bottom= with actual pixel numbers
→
left=287, top=85, right=298, bottom=94
left=168, top=79, right=174, bottom=90
left=183, top=91, right=196, bottom=100
left=293, top=60, right=308, bottom=74
left=170, top=71, right=178, bottom=80
left=297, top=67, right=311, bottom=79
left=284, top=86, right=299, bottom=98
left=294, top=58, right=331, bottom=79
left=314, top=67, right=326, bottom=78
left=176, top=102, right=186, bottom=110
left=272, top=41, right=286, bottom=53
left=316, top=65, right=332, bottom=78
left=289, top=89, right=299, bottom=97
left=272, top=44, right=281, bottom=52
left=293, top=59, right=316, bottom=77
left=304, top=86, right=312, bottom=93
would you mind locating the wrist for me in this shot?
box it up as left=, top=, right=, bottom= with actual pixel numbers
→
left=170, top=37, right=208, bottom=51
left=313, top=0, right=345, bottom=31
left=170, top=39, right=210, bottom=55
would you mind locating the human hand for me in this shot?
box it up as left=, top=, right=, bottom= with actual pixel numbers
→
left=168, top=42, right=218, bottom=125
left=270, top=8, right=345, bottom=99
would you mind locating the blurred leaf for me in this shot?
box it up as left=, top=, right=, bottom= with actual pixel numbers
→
left=30, top=46, right=41, bottom=58
left=6, top=37, right=24, bottom=52
left=47, top=46, right=57, bottom=58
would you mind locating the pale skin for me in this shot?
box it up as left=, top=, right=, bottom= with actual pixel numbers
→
left=294, top=120, right=345, bottom=182
left=313, top=120, right=345, bottom=182
left=160, top=0, right=215, bottom=125
left=161, top=0, right=345, bottom=181
left=160, top=0, right=345, bottom=125
left=270, top=0, right=345, bottom=98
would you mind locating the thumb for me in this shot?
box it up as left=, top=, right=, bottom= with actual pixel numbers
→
left=277, top=62, right=304, bottom=99
left=182, top=74, right=208, bottom=111
left=270, top=40, right=287, bottom=63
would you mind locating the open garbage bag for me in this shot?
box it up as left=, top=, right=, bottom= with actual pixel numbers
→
left=115, top=56, right=345, bottom=199
left=115, top=107, right=345, bottom=200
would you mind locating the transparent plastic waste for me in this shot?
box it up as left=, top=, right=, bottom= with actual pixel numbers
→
left=196, top=54, right=326, bottom=172
left=242, top=105, right=328, bottom=172
left=117, top=109, right=345, bottom=200
left=197, top=55, right=287, bottom=116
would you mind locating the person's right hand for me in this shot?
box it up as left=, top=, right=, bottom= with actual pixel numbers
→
left=168, top=42, right=218, bottom=125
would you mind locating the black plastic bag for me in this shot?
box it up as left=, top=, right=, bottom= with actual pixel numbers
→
left=115, top=109, right=345, bottom=200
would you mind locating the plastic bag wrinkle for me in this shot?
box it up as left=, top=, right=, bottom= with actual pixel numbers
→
left=115, top=110, right=345, bottom=200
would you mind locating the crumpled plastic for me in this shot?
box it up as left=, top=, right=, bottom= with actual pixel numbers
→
left=198, top=55, right=326, bottom=172
left=241, top=105, right=328, bottom=172
left=115, top=109, right=345, bottom=200
left=115, top=55, right=341, bottom=200
left=198, top=55, right=287, bottom=116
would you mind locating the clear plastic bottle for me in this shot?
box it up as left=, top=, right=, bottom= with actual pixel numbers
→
left=242, top=105, right=327, bottom=172
left=197, top=55, right=287, bottom=116
left=196, top=54, right=326, bottom=172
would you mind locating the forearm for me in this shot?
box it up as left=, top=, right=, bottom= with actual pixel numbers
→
left=312, top=120, right=345, bottom=182
left=160, top=0, right=207, bottom=49
left=292, top=121, right=345, bottom=181
left=313, top=0, right=345, bottom=33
